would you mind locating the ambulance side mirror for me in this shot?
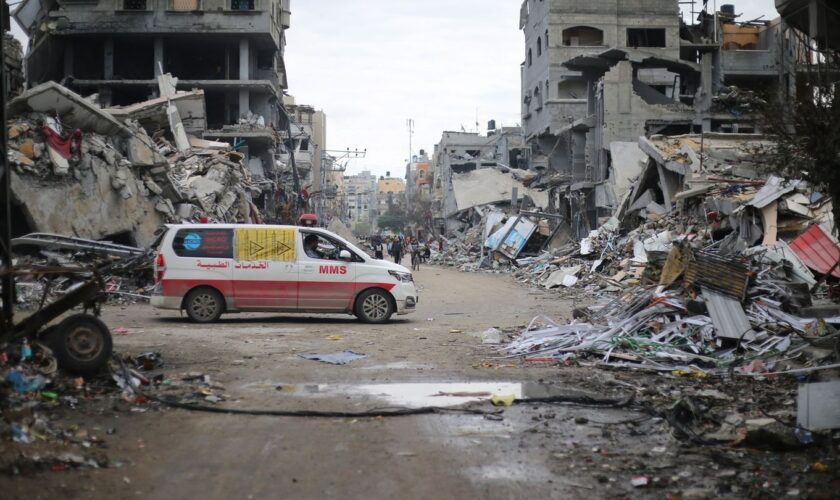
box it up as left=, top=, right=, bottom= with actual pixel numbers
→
left=339, top=249, right=352, bottom=261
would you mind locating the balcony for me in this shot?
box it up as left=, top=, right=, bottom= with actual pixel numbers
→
left=721, top=50, right=778, bottom=76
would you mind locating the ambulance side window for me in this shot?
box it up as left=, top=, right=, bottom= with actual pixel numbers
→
left=172, top=229, right=234, bottom=258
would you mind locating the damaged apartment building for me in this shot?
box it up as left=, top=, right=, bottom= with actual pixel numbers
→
left=520, top=0, right=797, bottom=237
left=430, top=125, right=532, bottom=234
left=12, top=0, right=316, bottom=221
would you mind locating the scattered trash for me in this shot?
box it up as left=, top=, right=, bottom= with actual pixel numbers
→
left=481, top=328, right=502, bottom=345
left=298, top=351, right=367, bottom=365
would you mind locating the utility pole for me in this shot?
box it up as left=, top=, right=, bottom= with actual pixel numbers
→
left=1, top=11, right=14, bottom=334
left=406, top=119, right=414, bottom=213
left=320, top=148, right=366, bottom=223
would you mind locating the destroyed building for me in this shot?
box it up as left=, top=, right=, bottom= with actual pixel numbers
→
left=520, top=0, right=682, bottom=172
left=3, top=32, right=24, bottom=99
left=520, top=0, right=798, bottom=238
left=13, top=0, right=306, bottom=222
left=430, top=127, right=531, bottom=233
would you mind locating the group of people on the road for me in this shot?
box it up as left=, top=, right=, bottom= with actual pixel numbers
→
left=369, top=235, right=433, bottom=271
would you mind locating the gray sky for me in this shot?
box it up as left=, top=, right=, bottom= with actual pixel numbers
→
left=9, top=1, right=779, bottom=178
left=284, top=0, right=779, bottom=177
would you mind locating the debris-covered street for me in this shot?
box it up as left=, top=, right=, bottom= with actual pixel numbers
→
left=1, top=267, right=838, bottom=498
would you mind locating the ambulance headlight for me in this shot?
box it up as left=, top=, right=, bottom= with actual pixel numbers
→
left=389, top=270, right=413, bottom=283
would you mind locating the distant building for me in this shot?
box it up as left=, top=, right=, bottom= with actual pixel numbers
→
left=430, top=126, right=527, bottom=232
left=344, top=170, right=378, bottom=226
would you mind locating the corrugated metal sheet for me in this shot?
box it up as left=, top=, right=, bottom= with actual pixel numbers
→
left=703, top=288, right=755, bottom=341
left=789, top=225, right=840, bottom=278
left=685, top=251, right=750, bottom=300
left=749, top=176, right=796, bottom=209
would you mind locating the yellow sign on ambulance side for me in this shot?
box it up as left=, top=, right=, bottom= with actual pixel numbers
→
left=235, top=228, right=297, bottom=262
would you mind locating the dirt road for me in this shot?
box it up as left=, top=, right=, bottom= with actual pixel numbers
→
left=3, top=266, right=830, bottom=499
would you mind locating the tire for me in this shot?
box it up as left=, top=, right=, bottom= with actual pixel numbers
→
left=184, top=287, right=225, bottom=323
left=46, top=314, right=113, bottom=375
left=355, top=288, right=395, bottom=324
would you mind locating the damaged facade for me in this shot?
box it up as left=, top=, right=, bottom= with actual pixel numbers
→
left=2, top=0, right=332, bottom=246
left=12, top=0, right=319, bottom=226
left=430, top=126, right=530, bottom=234
left=520, top=0, right=797, bottom=238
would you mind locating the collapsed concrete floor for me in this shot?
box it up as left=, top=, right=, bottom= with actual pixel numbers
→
left=2, top=267, right=837, bottom=499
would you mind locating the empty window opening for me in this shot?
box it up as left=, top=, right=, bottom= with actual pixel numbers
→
left=256, top=50, right=274, bottom=70
left=114, top=38, right=154, bottom=80
left=204, top=89, right=230, bottom=129
left=123, top=0, right=148, bottom=9
left=72, top=39, right=105, bottom=79
left=557, top=79, right=586, bottom=99
left=562, top=26, right=604, bottom=46
left=527, top=48, right=532, bottom=66
left=633, top=80, right=672, bottom=105
left=627, top=28, right=666, bottom=48
left=231, top=0, right=254, bottom=10
left=537, top=36, right=542, bottom=56
left=545, top=29, right=549, bottom=47
left=164, top=38, right=235, bottom=80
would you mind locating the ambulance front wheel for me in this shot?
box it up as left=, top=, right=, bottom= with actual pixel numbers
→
left=355, top=289, right=395, bottom=324
left=184, top=287, right=225, bottom=323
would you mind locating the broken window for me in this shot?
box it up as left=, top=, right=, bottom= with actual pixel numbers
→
left=557, top=79, right=586, bottom=99
left=627, top=28, right=666, bottom=48
left=231, top=0, right=255, bottom=10
left=123, top=0, right=148, bottom=9
left=562, top=26, right=604, bottom=46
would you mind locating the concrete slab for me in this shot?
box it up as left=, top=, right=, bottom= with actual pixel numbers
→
left=8, top=82, right=131, bottom=136
left=797, top=381, right=840, bottom=431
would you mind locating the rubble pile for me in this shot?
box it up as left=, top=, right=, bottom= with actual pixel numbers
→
left=6, top=81, right=265, bottom=248
left=433, top=134, right=840, bottom=384
left=0, top=342, right=225, bottom=475
left=10, top=234, right=155, bottom=308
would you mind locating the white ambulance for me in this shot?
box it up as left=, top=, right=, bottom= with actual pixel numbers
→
left=151, top=224, right=418, bottom=323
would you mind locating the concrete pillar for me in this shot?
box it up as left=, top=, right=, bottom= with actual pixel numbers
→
left=102, top=38, right=115, bottom=106
left=104, top=38, right=114, bottom=79
left=154, top=37, right=164, bottom=77
left=238, top=38, right=250, bottom=117
left=63, top=43, right=73, bottom=79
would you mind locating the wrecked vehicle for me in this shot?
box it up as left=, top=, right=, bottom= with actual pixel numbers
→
left=152, top=224, right=419, bottom=323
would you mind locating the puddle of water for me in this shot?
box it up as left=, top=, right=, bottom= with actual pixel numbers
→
left=239, top=380, right=600, bottom=409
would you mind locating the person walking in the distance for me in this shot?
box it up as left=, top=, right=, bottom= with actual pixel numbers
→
left=391, top=237, right=403, bottom=265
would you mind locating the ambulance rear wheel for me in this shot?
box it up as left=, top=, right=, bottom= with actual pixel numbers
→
left=185, top=287, right=225, bottom=323
left=355, top=289, right=394, bottom=324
